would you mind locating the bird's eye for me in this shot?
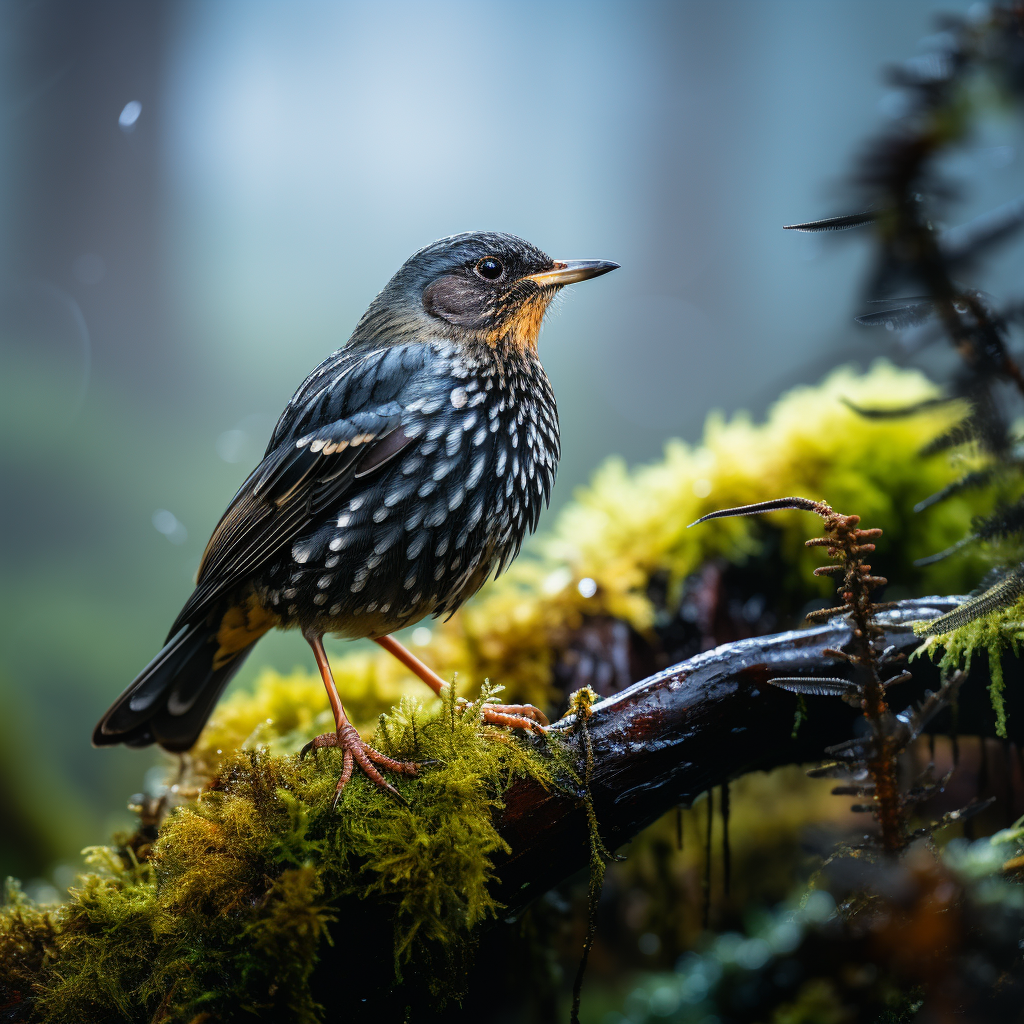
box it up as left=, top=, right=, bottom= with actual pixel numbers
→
left=475, top=257, right=504, bottom=281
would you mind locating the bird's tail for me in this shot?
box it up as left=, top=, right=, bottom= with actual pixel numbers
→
left=92, top=612, right=264, bottom=752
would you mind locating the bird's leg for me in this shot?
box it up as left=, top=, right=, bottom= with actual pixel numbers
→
left=300, top=628, right=417, bottom=808
left=373, top=634, right=549, bottom=731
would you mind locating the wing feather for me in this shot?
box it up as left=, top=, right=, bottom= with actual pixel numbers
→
left=169, top=347, right=432, bottom=637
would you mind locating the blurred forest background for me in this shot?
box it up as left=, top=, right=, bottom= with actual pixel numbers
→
left=2, top=0, right=1023, bottom=894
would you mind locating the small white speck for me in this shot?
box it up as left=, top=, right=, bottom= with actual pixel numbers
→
left=373, top=506, right=389, bottom=523
left=403, top=572, right=418, bottom=589
left=496, top=448, right=507, bottom=476
left=451, top=387, right=468, bottom=409
left=473, top=426, right=488, bottom=447
left=578, top=577, right=598, bottom=599
left=152, top=509, right=187, bottom=545
left=448, top=487, right=465, bottom=511
left=407, top=533, right=428, bottom=559
left=317, top=575, right=332, bottom=589
left=425, top=506, right=448, bottom=527
left=329, top=603, right=342, bottom=615
left=313, top=593, right=327, bottom=605
left=435, top=536, right=449, bottom=557
left=325, top=555, right=339, bottom=568
left=118, top=100, right=142, bottom=131
left=434, top=562, right=446, bottom=580
left=467, top=453, right=486, bottom=488
left=337, top=513, right=352, bottom=528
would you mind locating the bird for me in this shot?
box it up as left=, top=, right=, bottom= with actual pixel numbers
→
left=93, top=231, right=618, bottom=805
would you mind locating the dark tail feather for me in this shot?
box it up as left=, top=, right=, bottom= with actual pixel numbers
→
left=93, top=620, right=255, bottom=752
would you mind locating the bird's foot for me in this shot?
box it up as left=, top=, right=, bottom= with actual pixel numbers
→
left=472, top=699, right=549, bottom=733
left=300, top=721, right=418, bottom=809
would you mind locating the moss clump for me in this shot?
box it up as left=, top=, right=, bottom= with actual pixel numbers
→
left=0, top=685, right=560, bottom=1022
left=914, top=596, right=1024, bottom=738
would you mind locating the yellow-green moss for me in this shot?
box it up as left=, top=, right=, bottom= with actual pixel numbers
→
left=914, top=596, right=1024, bottom=738
left=0, top=686, right=563, bottom=1021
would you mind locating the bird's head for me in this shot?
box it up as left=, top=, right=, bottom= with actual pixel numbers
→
left=351, top=231, right=618, bottom=352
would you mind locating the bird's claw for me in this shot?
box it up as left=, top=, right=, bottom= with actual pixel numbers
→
left=301, top=722, right=417, bottom=809
left=478, top=701, right=549, bottom=733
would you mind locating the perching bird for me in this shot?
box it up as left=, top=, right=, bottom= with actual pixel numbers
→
left=94, top=232, right=617, bottom=804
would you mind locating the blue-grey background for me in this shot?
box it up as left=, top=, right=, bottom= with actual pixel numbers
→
left=2, top=0, right=1019, bottom=880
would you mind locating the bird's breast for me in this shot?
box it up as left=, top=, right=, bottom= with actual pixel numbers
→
left=256, top=346, right=560, bottom=637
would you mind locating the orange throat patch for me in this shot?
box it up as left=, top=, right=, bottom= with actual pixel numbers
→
left=488, top=289, right=554, bottom=351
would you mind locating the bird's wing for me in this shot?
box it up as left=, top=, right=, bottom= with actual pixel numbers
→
left=169, top=344, right=437, bottom=635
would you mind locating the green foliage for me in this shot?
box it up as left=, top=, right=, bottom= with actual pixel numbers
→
left=0, top=685, right=561, bottom=1022
left=914, top=595, right=1024, bottom=738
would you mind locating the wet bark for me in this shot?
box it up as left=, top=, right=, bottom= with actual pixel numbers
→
left=494, top=596, right=1021, bottom=914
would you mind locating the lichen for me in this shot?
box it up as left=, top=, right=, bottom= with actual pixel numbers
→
left=914, top=595, right=1024, bottom=738
left=0, top=685, right=562, bottom=1022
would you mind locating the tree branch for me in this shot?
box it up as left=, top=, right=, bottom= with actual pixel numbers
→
left=496, top=596, right=1017, bottom=912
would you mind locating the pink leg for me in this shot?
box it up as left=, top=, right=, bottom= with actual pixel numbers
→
left=373, top=634, right=549, bottom=732
left=301, top=629, right=418, bottom=808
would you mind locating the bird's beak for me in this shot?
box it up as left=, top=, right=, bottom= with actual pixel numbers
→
left=525, top=259, right=620, bottom=287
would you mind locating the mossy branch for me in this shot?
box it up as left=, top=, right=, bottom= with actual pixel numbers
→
left=6, top=597, right=1024, bottom=1021
left=486, top=597, right=1024, bottom=920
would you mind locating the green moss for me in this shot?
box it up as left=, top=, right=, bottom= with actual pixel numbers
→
left=0, top=685, right=562, bottom=1021
left=914, top=596, right=1024, bottom=738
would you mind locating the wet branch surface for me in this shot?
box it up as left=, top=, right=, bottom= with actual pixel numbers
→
left=317, top=596, right=1024, bottom=1015
left=498, top=596, right=1022, bottom=910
